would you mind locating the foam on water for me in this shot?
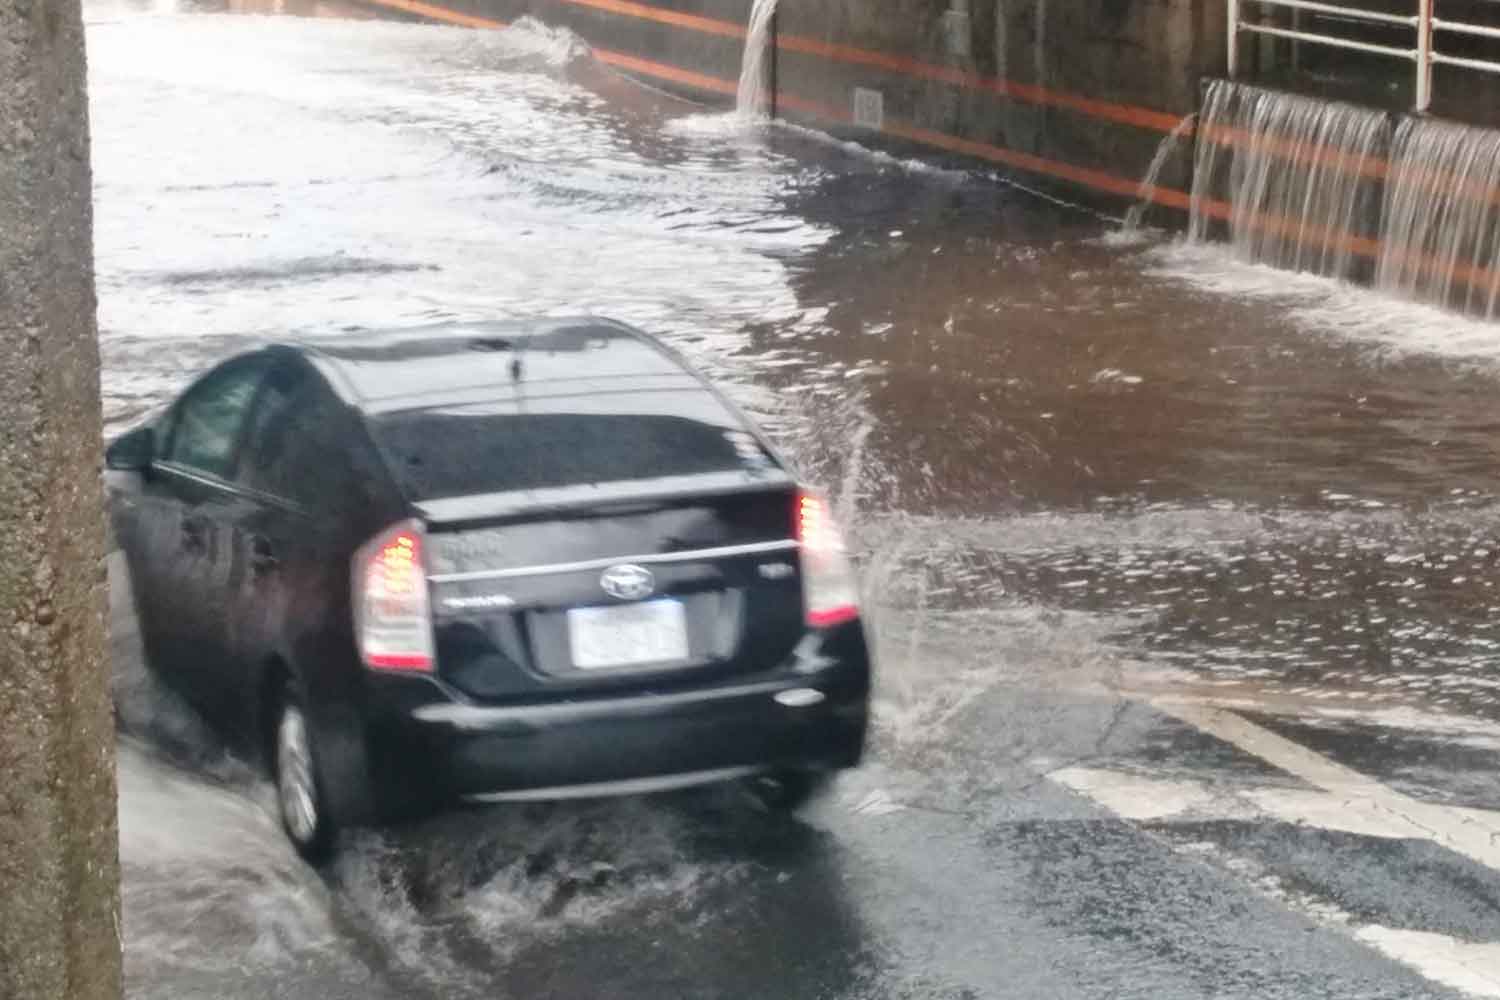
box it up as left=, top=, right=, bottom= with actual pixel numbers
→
left=663, top=111, right=767, bottom=139
left=1146, top=240, right=1500, bottom=364
left=1093, top=228, right=1158, bottom=249
left=88, top=5, right=831, bottom=428
left=856, top=494, right=1500, bottom=722
left=118, top=742, right=349, bottom=977
left=661, top=114, right=973, bottom=186
left=487, top=15, right=594, bottom=68
left=776, top=121, right=972, bottom=182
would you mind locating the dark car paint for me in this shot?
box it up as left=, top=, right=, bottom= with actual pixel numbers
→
left=107, top=319, right=871, bottom=824
left=110, top=349, right=400, bottom=761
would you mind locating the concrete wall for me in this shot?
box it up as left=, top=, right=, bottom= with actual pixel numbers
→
left=0, top=0, right=121, bottom=996
left=361, top=0, right=1230, bottom=213
left=777, top=0, right=1223, bottom=202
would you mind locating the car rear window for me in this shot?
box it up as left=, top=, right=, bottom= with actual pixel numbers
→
left=372, top=392, right=776, bottom=500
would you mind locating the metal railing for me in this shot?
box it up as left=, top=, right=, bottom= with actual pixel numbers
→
left=1228, top=0, right=1500, bottom=111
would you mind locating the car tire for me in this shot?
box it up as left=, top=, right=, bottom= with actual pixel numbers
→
left=273, top=681, right=336, bottom=863
left=744, top=769, right=832, bottom=813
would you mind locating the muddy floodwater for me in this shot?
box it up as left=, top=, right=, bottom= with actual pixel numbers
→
left=91, top=3, right=1500, bottom=998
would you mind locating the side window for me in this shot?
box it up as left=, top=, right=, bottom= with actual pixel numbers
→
left=241, top=366, right=368, bottom=513
left=239, top=362, right=309, bottom=498
left=165, top=359, right=268, bottom=479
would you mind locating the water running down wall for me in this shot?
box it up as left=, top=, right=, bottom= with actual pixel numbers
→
left=1377, top=117, right=1500, bottom=317
left=1189, top=79, right=1500, bottom=320
left=735, top=0, right=776, bottom=118
left=1189, top=81, right=1388, bottom=284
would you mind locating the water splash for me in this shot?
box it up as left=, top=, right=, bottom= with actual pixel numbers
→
left=1123, top=114, right=1196, bottom=235
left=735, top=0, right=778, bottom=119
left=1376, top=117, right=1500, bottom=319
left=1189, top=80, right=1388, bottom=281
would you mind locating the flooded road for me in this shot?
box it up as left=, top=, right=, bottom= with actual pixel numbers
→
left=90, top=2, right=1500, bottom=997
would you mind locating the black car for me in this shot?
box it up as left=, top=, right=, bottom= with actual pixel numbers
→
left=106, top=319, right=871, bottom=859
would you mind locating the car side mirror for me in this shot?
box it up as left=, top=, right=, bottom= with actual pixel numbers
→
left=105, top=426, right=155, bottom=472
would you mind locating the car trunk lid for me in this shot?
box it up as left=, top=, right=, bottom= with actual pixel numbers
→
left=423, top=474, right=802, bottom=701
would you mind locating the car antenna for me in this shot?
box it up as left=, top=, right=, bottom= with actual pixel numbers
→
left=511, top=328, right=527, bottom=383
left=511, top=333, right=529, bottom=415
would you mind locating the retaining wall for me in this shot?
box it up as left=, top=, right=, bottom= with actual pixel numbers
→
left=359, top=0, right=1226, bottom=213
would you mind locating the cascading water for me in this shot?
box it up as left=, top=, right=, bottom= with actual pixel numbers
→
left=1178, top=80, right=1500, bottom=320
left=1122, top=114, right=1196, bottom=235
left=1188, top=80, right=1389, bottom=282
left=736, top=0, right=778, bottom=119
left=1376, top=117, right=1500, bottom=318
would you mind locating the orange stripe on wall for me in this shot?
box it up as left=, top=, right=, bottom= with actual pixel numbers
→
left=356, top=0, right=1184, bottom=209
left=595, top=49, right=738, bottom=96
left=775, top=35, right=1186, bottom=135
left=359, top=0, right=505, bottom=28
left=771, top=89, right=1193, bottom=210
left=558, top=0, right=744, bottom=40
left=728, top=89, right=1189, bottom=209
left=460, top=0, right=1188, bottom=134
left=552, top=0, right=1187, bottom=134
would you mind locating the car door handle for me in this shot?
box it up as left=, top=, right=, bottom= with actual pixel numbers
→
left=249, top=535, right=278, bottom=574
left=180, top=515, right=208, bottom=551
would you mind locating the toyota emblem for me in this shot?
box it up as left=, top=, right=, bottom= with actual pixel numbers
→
left=600, top=564, right=655, bottom=601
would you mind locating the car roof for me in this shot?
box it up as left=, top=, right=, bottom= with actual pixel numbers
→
left=286, top=318, right=702, bottom=415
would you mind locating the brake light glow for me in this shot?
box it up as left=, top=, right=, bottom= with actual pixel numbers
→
left=797, top=492, right=861, bottom=629
left=354, top=519, right=434, bottom=672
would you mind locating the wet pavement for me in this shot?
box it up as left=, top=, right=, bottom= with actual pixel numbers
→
left=90, top=2, right=1500, bottom=997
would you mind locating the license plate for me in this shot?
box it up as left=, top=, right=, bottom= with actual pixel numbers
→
left=567, top=600, right=689, bottom=670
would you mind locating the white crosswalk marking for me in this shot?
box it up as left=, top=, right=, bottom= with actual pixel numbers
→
left=1051, top=700, right=1500, bottom=998
left=1155, top=700, right=1500, bottom=873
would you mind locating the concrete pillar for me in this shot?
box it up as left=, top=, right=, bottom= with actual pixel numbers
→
left=0, top=0, right=122, bottom=997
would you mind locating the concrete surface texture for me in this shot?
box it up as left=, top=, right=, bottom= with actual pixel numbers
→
left=0, top=0, right=121, bottom=997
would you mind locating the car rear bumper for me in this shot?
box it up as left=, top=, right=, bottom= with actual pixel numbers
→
left=377, top=665, right=869, bottom=802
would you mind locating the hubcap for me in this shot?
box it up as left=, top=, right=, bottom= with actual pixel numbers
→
left=277, top=704, right=318, bottom=845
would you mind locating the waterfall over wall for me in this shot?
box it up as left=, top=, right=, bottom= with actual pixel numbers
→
left=736, top=0, right=778, bottom=118
left=1376, top=117, right=1500, bottom=319
left=1189, top=80, right=1390, bottom=283
left=1187, top=79, right=1500, bottom=320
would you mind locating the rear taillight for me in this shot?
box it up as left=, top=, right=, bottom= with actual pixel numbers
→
left=797, top=491, right=861, bottom=629
left=353, top=519, right=434, bottom=673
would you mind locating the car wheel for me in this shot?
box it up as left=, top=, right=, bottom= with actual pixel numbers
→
left=744, top=769, right=832, bottom=813
left=274, top=684, right=335, bottom=862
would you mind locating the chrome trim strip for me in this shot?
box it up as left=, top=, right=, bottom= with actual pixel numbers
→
left=154, top=461, right=307, bottom=515
left=461, top=766, right=763, bottom=804
left=428, top=538, right=800, bottom=585
left=416, top=469, right=794, bottom=527
left=413, top=678, right=807, bottom=730
left=153, top=461, right=226, bottom=491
